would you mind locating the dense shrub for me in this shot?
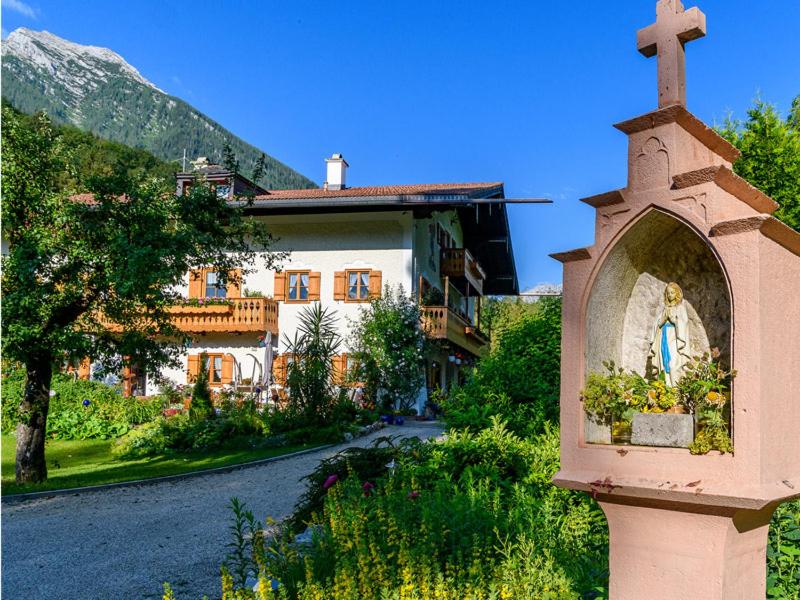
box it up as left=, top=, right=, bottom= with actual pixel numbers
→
left=443, top=297, right=562, bottom=438
left=113, top=397, right=267, bottom=458
left=2, top=370, right=162, bottom=440
left=768, top=500, right=800, bottom=598
left=212, top=420, right=607, bottom=599
left=349, top=285, right=426, bottom=412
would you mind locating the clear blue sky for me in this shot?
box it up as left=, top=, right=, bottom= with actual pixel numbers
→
left=3, top=1, right=799, bottom=290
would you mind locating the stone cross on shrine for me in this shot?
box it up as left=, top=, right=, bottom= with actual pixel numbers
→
left=637, top=0, right=706, bottom=107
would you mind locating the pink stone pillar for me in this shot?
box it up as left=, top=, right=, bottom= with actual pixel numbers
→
left=599, top=498, right=776, bottom=600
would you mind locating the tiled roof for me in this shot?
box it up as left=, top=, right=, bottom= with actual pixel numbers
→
left=70, top=182, right=503, bottom=205
left=253, top=182, right=503, bottom=200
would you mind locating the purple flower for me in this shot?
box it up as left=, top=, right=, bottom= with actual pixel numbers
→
left=407, top=490, right=420, bottom=500
left=323, top=474, right=339, bottom=490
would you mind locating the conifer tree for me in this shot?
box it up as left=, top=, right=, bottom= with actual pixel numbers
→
left=189, top=354, right=214, bottom=421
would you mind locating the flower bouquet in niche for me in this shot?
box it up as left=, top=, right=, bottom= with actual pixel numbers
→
left=581, top=350, right=734, bottom=452
left=677, top=349, right=735, bottom=454
left=580, top=361, right=649, bottom=444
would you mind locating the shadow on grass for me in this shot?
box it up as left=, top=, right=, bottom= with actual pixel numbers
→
left=1, top=435, right=318, bottom=495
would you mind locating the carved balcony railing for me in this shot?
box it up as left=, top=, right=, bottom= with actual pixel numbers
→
left=420, top=305, right=489, bottom=357
left=169, top=297, right=278, bottom=335
left=99, top=298, right=279, bottom=336
left=440, top=248, right=486, bottom=295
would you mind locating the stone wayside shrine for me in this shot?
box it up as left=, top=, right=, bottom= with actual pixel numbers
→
left=551, top=1, right=800, bottom=598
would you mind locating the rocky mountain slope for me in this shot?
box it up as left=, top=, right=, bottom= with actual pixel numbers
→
left=2, top=28, right=315, bottom=189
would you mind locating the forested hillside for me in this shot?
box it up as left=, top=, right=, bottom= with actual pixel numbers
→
left=2, top=28, right=315, bottom=190
left=3, top=101, right=176, bottom=192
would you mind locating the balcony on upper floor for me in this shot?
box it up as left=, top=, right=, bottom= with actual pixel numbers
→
left=420, top=305, right=489, bottom=357
left=440, top=248, right=486, bottom=296
left=168, top=297, right=279, bottom=335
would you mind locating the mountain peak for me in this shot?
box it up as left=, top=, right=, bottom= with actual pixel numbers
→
left=3, top=27, right=162, bottom=93
left=2, top=28, right=316, bottom=190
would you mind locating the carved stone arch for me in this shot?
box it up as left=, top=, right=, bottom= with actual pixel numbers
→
left=584, top=207, right=732, bottom=379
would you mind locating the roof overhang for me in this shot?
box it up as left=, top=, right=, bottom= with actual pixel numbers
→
left=236, top=188, right=545, bottom=296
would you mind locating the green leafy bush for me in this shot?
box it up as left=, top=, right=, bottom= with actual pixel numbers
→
left=443, top=297, right=562, bottom=438
left=768, top=500, right=800, bottom=599
left=114, top=395, right=268, bottom=458
left=349, top=285, right=426, bottom=412
left=2, top=370, right=162, bottom=440
left=111, top=420, right=167, bottom=458
left=208, top=421, right=607, bottom=599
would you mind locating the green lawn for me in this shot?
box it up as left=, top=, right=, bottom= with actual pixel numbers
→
left=1, top=434, right=322, bottom=495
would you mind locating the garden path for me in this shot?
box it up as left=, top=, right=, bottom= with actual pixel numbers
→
left=2, top=422, right=443, bottom=600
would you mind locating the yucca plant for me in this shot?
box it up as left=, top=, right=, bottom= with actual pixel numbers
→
left=282, top=303, right=342, bottom=425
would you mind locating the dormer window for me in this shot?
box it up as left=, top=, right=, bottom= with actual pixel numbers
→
left=212, top=183, right=231, bottom=199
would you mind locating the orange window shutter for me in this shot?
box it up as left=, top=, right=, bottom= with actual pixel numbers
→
left=188, top=269, right=203, bottom=298
left=78, top=357, right=91, bottom=380
left=332, top=354, right=344, bottom=385
left=227, top=269, right=242, bottom=298
left=221, top=355, right=234, bottom=384
left=368, top=270, right=383, bottom=298
left=341, top=353, right=350, bottom=384
left=273, top=272, right=286, bottom=302
left=333, top=271, right=346, bottom=301
left=274, top=355, right=286, bottom=386
left=187, top=355, right=200, bottom=383
left=308, top=272, right=321, bottom=301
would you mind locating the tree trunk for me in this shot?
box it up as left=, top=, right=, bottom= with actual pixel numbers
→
left=16, top=357, right=53, bottom=484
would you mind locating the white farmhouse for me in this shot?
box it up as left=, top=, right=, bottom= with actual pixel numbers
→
left=127, top=155, right=520, bottom=414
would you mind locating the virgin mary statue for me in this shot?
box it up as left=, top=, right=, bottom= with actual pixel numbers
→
left=649, top=282, right=691, bottom=386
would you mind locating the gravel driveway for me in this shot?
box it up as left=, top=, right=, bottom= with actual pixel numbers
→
left=2, top=422, right=443, bottom=600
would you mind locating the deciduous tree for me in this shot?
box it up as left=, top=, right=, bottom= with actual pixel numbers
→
left=1, top=107, right=282, bottom=483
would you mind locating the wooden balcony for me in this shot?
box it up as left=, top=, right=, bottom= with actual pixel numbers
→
left=440, top=248, right=486, bottom=295
left=420, top=306, right=489, bottom=357
left=169, top=298, right=278, bottom=335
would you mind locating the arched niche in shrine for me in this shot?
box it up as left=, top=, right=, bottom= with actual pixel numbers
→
left=585, top=208, right=732, bottom=381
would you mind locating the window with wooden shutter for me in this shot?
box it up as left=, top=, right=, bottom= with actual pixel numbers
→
left=333, top=271, right=346, bottom=301
left=221, top=354, right=234, bottom=384
left=368, top=270, right=383, bottom=298
left=274, top=272, right=287, bottom=302
left=345, top=270, right=370, bottom=302
left=187, top=355, right=200, bottom=383
left=308, top=272, right=321, bottom=301
left=205, top=354, right=223, bottom=385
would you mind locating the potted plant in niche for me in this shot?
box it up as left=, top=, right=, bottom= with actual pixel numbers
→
left=677, top=350, right=735, bottom=454
left=581, top=351, right=734, bottom=452
left=580, top=361, right=648, bottom=444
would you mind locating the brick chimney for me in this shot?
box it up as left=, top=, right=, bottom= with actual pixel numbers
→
left=324, top=153, right=348, bottom=191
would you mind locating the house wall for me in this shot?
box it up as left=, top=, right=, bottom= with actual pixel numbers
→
left=150, top=210, right=417, bottom=394
left=150, top=208, right=478, bottom=414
